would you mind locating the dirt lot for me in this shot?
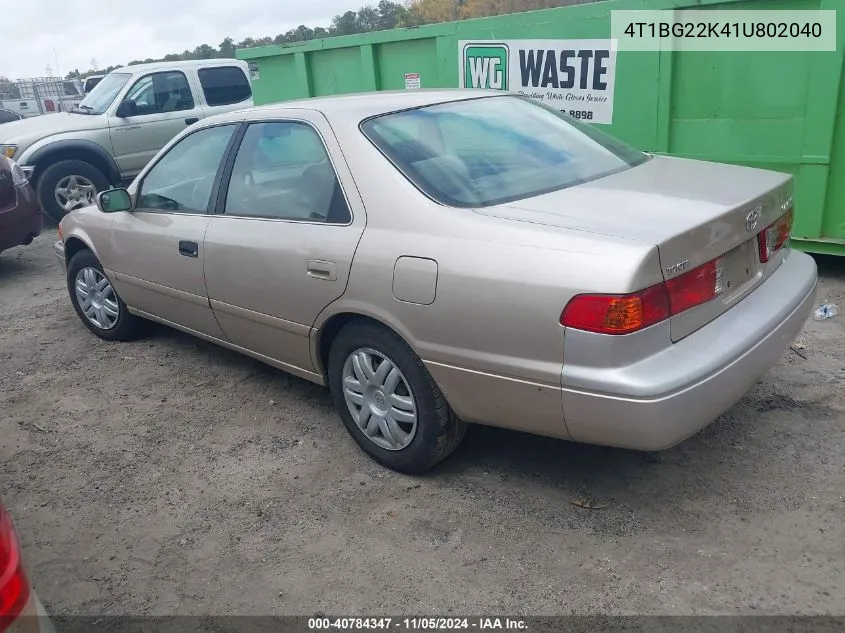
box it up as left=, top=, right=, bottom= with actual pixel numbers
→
left=1, top=231, right=843, bottom=616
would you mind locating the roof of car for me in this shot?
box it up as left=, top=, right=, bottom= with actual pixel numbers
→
left=206, top=89, right=504, bottom=126
left=111, top=58, right=245, bottom=74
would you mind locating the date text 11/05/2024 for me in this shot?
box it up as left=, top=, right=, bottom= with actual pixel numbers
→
left=308, top=617, right=528, bottom=630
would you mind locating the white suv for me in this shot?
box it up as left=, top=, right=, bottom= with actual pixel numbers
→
left=0, top=59, right=253, bottom=221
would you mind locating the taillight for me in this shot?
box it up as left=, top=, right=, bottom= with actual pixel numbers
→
left=0, top=503, right=30, bottom=633
left=758, top=207, right=793, bottom=263
left=560, top=285, right=669, bottom=335
left=665, top=257, right=725, bottom=315
left=561, top=257, right=725, bottom=335
left=8, top=161, right=27, bottom=187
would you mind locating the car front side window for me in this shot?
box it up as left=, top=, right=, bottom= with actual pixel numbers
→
left=123, top=71, right=195, bottom=116
left=137, top=125, right=236, bottom=213
left=223, top=121, right=351, bottom=224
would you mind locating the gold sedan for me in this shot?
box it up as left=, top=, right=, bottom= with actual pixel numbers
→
left=56, top=91, right=816, bottom=472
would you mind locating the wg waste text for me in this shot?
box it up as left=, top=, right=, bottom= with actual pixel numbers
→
left=459, top=39, right=617, bottom=124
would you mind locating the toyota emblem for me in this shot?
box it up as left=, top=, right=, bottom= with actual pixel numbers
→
left=745, top=208, right=761, bottom=232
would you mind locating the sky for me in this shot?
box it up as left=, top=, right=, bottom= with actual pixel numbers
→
left=2, top=0, right=360, bottom=79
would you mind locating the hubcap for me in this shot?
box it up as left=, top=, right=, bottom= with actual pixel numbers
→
left=55, top=175, right=97, bottom=212
left=74, top=267, right=119, bottom=330
left=341, top=348, right=418, bottom=451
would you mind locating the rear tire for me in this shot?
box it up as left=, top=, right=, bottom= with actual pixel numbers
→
left=37, top=160, right=110, bottom=222
left=67, top=249, right=143, bottom=341
left=327, top=320, right=466, bottom=473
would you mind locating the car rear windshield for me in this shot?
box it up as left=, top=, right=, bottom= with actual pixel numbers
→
left=360, top=95, right=649, bottom=208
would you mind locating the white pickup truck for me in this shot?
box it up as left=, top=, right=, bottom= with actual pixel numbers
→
left=0, top=59, right=253, bottom=221
left=0, top=78, right=85, bottom=119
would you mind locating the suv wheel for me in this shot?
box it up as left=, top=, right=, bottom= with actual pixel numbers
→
left=37, top=160, right=110, bottom=222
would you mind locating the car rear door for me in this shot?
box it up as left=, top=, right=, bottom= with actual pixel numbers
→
left=202, top=111, right=365, bottom=378
left=107, top=123, right=239, bottom=338
left=108, top=70, right=205, bottom=176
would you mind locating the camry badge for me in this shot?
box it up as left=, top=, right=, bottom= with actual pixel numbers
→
left=745, top=207, right=762, bottom=232
left=666, top=259, right=690, bottom=275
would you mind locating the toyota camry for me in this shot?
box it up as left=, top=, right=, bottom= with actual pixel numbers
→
left=54, top=90, right=817, bottom=473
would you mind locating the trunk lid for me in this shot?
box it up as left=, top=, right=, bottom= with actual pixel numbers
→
left=476, top=155, right=794, bottom=340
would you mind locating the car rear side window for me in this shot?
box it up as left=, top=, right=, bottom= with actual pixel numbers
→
left=198, top=67, right=252, bottom=107
left=223, top=121, right=351, bottom=224
left=137, top=124, right=236, bottom=213
left=361, top=95, right=648, bottom=208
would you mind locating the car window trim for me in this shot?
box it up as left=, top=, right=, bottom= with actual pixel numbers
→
left=123, top=70, right=196, bottom=116
left=212, top=118, right=354, bottom=227
left=134, top=122, right=242, bottom=216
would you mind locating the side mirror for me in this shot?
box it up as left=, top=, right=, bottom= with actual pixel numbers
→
left=97, top=188, right=133, bottom=213
left=115, top=99, right=136, bottom=118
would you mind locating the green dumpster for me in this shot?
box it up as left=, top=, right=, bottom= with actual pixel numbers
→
left=238, top=0, right=845, bottom=255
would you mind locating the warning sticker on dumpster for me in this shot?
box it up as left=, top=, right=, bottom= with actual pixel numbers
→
left=459, top=39, right=616, bottom=124
left=404, top=72, right=421, bottom=90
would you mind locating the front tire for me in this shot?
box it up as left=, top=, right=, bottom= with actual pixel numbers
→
left=327, top=320, right=466, bottom=473
left=37, top=160, right=110, bottom=222
left=67, top=249, right=143, bottom=341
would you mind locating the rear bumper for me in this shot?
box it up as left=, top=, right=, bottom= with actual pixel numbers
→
left=561, top=250, right=818, bottom=451
left=53, top=240, right=65, bottom=265
left=9, top=592, right=56, bottom=633
left=0, top=185, right=42, bottom=252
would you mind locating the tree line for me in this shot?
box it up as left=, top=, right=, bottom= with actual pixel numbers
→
left=63, top=0, right=591, bottom=80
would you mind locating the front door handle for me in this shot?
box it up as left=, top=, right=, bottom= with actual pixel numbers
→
left=306, top=259, right=337, bottom=281
left=178, top=240, right=199, bottom=258
left=185, top=117, right=199, bottom=125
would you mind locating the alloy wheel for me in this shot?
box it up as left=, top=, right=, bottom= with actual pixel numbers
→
left=55, top=175, right=97, bottom=212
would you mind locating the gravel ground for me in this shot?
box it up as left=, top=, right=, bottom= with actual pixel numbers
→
left=1, top=232, right=843, bottom=617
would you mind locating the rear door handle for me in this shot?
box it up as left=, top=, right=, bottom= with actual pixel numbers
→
left=185, top=117, right=199, bottom=125
left=306, top=259, right=337, bottom=281
left=179, top=240, right=199, bottom=258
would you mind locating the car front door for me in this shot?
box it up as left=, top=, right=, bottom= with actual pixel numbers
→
left=108, top=70, right=204, bottom=177
left=107, top=123, right=238, bottom=338
left=203, top=113, right=366, bottom=378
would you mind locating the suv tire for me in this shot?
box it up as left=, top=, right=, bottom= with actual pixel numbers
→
left=37, top=160, right=110, bottom=222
